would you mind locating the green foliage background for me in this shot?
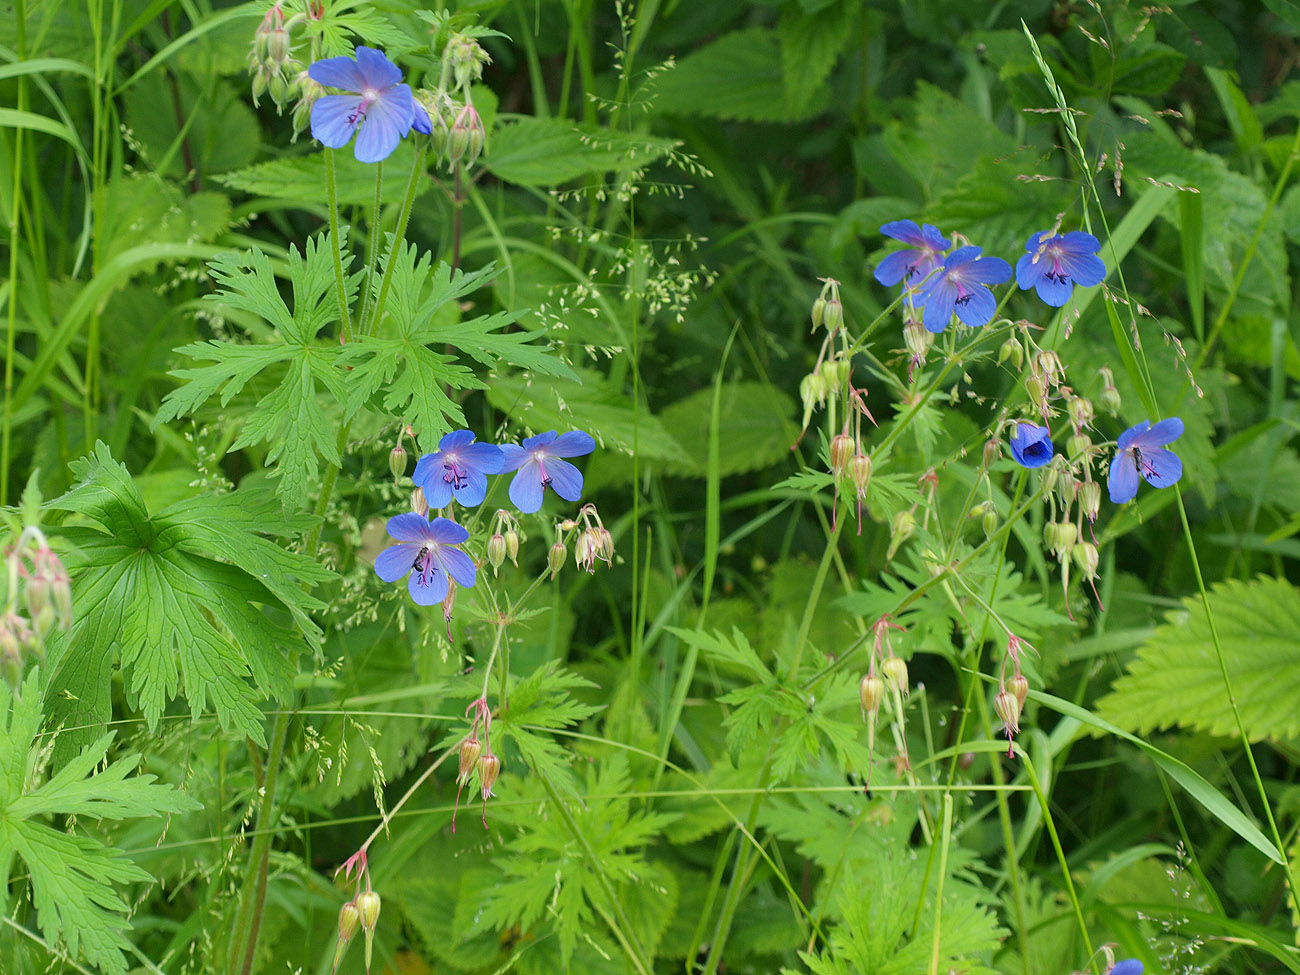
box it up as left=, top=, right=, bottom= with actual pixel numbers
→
left=2, top=1, right=1300, bottom=973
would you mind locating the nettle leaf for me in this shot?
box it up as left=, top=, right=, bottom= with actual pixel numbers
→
left=779, top=0, right=857, bottom=115
left=47, top=443, right=331, bottom=755
left=216, top=142, right=430, bottom=206
left=486, top=116, right=678, bottom=187
left=341, top=246, right=574, bottom=449
left=494, top=661, right=601, bottom=793
left=1097, top=576, right=1300, bottom=741
left=653, top=28, right=830, bottom=122
left=658, top=381, right=800, bottom=477
left=154, top=235, right=355, bottom=507
left=0, top=672, right=199, bottom=975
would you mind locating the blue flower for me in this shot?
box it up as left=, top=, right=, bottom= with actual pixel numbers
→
left=1109, top=961, right=1142, bottom=975
left=374, top=513, right=477, bottom=605
left=1009, top=422, right=1053, bottom=468
left=875, top=220, right=951, bottom=288
left=413, top=430, right=505, bottom=509
left=1015, top=230, right=1106, bottom=306
left=1108, top=418, right=1184, bottom=504
left=915, top=245, right=1012, bottom=333
left=308, top=46, right=418, bottom=163
left=500, top=430, right=596, bottom=514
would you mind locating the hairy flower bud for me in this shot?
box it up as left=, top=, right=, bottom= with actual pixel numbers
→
left=994, top=689, right=1022, bottom=736
left=477, top=752, right=501, bottom=799
left=1076, top=480, right=1101, bottom=523
left=575, top=530, right=597, bottom=573
left=887, top=509, right=915, bottom=560
left=847, top=452, right=872, bottom=495
left=333, top=900, right=362, bottom=974
left=904, top=321, right=933, bottom=361
left=1072, top=540, right=1100, bottom=580
left=548, top=540, right=567, bottom=580
left=1009, top=672, right=1030, bottom=711
left=983, top=503, right=999, bottom=537
left=881, top=656, right=909, bottom=695
left=487, top=533, right=507, bottom=574
left=355, top=889, right=381, bottom=973
left=1035, top=349, right=1063, bottom=385
left=811, top=296, right=826, bottom=330
left=822, top=297, right=843, bottom=332
left=859, top=674, right=885, bottom=717
left=1097, top=367, right=1121, bottom=415
left=1066, top=432, right=1092, bottom=459
left=829, top=434, right=854, bottom=477
left=457, top=737, right=482, bottom=787
left=591, top=526, right=615, bottom=567
left=1025, top=374, right=1047, bottom=412
left=998, top=336, right=1024, bottom=370
left=1067, top=395, right=1094, bottom=431
left=388, top=445, right=407, bottom=480
left=505, top=526, right=520, bottom=565
left=447, top=104, right=485, bottom=167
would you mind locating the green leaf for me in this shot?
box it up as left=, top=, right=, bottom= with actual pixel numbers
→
left=47, top=444, right=331, bottom=754
left=486, top=116, right=678, bottom=187
left=657, top=381, right=799, bottom=477
left=1096, top=576, right=1300, bottom=742
left=779, top=0, right=857, bottom=115
left=216, top=142, right=431, bottom=206
left=0, top=672, right=199, bottom=975
left=652, top=28, right=829, bottom=122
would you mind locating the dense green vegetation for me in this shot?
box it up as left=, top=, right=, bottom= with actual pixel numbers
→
left=3, top=1, right=1300, bottom=973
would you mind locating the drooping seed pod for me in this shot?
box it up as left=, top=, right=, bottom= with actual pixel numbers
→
left=881, top=656, right=909, bottom=695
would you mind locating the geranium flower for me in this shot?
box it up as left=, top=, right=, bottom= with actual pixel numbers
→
left=1108, top=961, right=1142, bottom=975
left=1009, top=422, right=1053, bottom=468
left=374, top=513, right=476, bottom=605
left=915, top=245, right=1012, bottom=333
left=308, top=46, right=419, bottom=163
left=500, top=430, right=596, bottom=514
left=1016, top=230, right=1106, bottom=306
left=1108, top=417, right=1183, bottom=504
left=413, top=430, right=504, bottom=509
left=874, top=220, right=951, bottom=288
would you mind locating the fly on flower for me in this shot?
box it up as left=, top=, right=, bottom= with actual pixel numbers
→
left=308, top=46, right=431, bottom=163
left=915, top=245, right=1012, bottom=333
left=374, top=513, right=476, bottom=605
left=500, top=430, right=596, bottom=514
left=1008, top=421, right=1053, bottom=469
left=1108, top=417, right=1183, bottom=504
left=1015, top=230, right=1106, bottom=306
left=874, top=220, right=951, bottom=289
left=412, top=430, right=504, bottom=509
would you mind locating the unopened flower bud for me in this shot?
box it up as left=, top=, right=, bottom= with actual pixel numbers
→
left=819, top=358, right=844, bottom=392
left=388, top=445, right=407, bottom=480
left=847, top=452, right=872, bottom=495
left=1025, top=374, right=1046, bottom=410
left=829, top=434, right=854, bottom=476
left=548, top=540, right=567, bottom=579
left=1098, top=368, right=1121, bottom=415
left=333, top=900, right=361, bottom=974
left=1077, top=480, right=1101, bottom=522
left=505, top=526, right=520, bottom=565
left=448, top=104, right=485, bottom=167
left=355, top=889, right=381, bottom=973
left=251, top=69, right=269, bottom=105
left=887, top=509, right=915, bottom=560
left=823, top=297, right=843, bottom=332
left=0, top=634, right=22, bottom=691
left=267, top=69, right=290, bottom=109
left=904, top=321, right=933, bottom=361
left=410, top=487, right=428, bottom=518
left=1072, top=540, right=1100, bottom=579
left=859, top=674, right=885, bottom=717
left=1066, top=432, right=1092, bottom=459
left=1009, top=672, right=1030, bottom=711
left=811, top=296, right=826, bottom=330
left=487, top=533, right=507, bottom=574
left=1067, top=395, right=1094, bottom=431
left=881, top=656, right=909, bottom=695
left=998, top=337, right=1024, bottom=370
left=457, top=737, right=482, bottom=787
left=994, top=690, right=1022, bottom=735
left=266, top=24, right=291, bottom=65
left=477, top=752, right=501, bottom=799
left=982, top=503, right=999, bottom=538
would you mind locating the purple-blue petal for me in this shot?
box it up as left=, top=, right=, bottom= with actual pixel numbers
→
left=545, top=457, right=585, bottom=501
left=499, top=443, right=529, bottom=473
left=1108, top=450, right=1140, bottom=503
left=919, top=223, right=950, bottom=250
left=520, top=430, right=559, bottom=452
left=953, top=285, right=997, bottom=327
left=412, top=99, right=432, bottom=134
left=1116, top=420, right=1151, bottom=450
left=1109, top=961, right=1143, bottom=975
left=509, top=466, right=545, bottom=513
left=1009, top=422, right=1053, bottom=468
left=962, top=255, right=1012, bottom=285
left=549, top=430, right=596, bottom=457
left=880, top=219, right=924, bottom=246
left=459, top=440, right=506, bottom=473
left=450, top=469, right=489, bottom=507
left=1015, top=251, right=1045, bottom=291
left=944, top=244, right=983, bottom=268
left=308, top=55, right=368, bottom=92
left=1021, top=230, right=1048, bottom=254
left=920, top=281, right=958, bottom=333
left=409, top=566, right=449, bottom=605
left=352, top=84, right=413, bottom=163
left=426, top=516, right=469, bottom=544
left=1132, top=416, right=1184, bottom=448
left=375, top=543, right=419, bottom=582
left=1034, top=274, right=1074, bottom=307
left=353, top=45, right=403, bottom=90
left=874, top=250, right=915, bottom=287
left=439, top=429, right=477, bottom=451
left=310, top=95, right=362, bottom=148
left=438, top=547, right=478, bottom=588
left=1059, top=230, right=1101, bottom=254
left=1059, top=250, right=1106, bottom=289
left=387, top=511, right=435, bottom=542
left=1138, top=445, right=1182, bottom=488
left=420, top=475, right=454, bottom=509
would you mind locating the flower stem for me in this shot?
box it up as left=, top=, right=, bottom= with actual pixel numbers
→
left=368, top=146, right=426, bottom=336
left=324, top=148, right=353, bottom=341
left=356, top=160, right=383, bottom=330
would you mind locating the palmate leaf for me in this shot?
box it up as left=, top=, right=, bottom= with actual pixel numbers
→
left=46, top=443, right=332, bottom=757
left=0, top=672, right=199, bottom=975
left=1096, top=576, right=1300, bottom=741
left=153, top=235, right=355, bottom=507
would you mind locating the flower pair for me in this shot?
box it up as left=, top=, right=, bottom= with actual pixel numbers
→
left=875, top=221, right=1106, bottom=332
left=412, top=429, right=596, bottom=514
left=1007, top=418, right=1183, bottom=504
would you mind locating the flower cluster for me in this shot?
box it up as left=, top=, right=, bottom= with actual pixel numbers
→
left=874, top=220, right=1105, bottom=332
left=373, top=428, right=598, bottom=608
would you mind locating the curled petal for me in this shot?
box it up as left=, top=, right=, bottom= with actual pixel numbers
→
left=412, top=99, right=432, bottom=134
left=1108, top=450, right=1140, bottom=504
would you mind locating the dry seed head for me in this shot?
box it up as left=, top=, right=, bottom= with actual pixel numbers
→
left=1077, top=480, right=1101, bottom=522
left=859, top=674, right=885, bottom=716
left=477, top=752, right=501, bottom=799
left=457, top=737, right=482, bottom=787
left=1072, top=540, right=1100, bottom=579
left=1009, top=672, right=1030, bottom=711
left=829, top=434, right=855, bottom=477
left=994, top=690, right=1022, bottom=735
left=1067, top=395, right=1094, bottom=431
left=847, top=452, right=872, bottom=494
left=333, top=900, right=362, bottom=974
